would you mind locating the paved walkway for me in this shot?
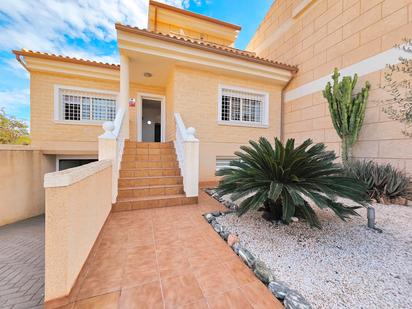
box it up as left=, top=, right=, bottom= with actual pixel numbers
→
left=65, top=192, right=282, bottom=308
left=0, top=216, right=44, bottom=309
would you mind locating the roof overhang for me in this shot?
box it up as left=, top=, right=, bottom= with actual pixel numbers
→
left=148, top=0, right=240, bottom=46
left=13, top=50, right=120, bottom=82
left=116, top=25, right=295, bottom=85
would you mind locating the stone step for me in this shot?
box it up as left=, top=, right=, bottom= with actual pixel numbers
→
left=121, top=161, right=179, bottom=169
left=121, top=154, right=177, bottom=162
left=123, top=147, right=176, bottom=155
left=124, top=141, right=174, bottom=149
left=120, top=168, right=181, bottom=177
left=118, top=184, right=184, bottom=198
left=118, top=176, right=183, bottom=187
left=112, top=194, right=198, bottom=211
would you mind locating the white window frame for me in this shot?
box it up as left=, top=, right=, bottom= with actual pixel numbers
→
left=54, top=85, right=119, bottom=125
left=55, top=155, right=98, bottom=171
left=217, top=85, right=269, bottom=128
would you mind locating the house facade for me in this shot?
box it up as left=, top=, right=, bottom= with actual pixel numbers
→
left=13, top=0, right=296, bottom=184
left=5, top=0, right=412, bottom=305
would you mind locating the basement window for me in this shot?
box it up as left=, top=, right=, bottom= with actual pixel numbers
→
left=216, top=157, right=238, bottom=171
left=55, top=86, right=117, bottom=123
left=218, top=85, right=269, bottom=127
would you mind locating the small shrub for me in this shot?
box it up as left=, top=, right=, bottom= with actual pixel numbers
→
left=345, top=160, right=411, bottom=203
left=216, top=137, right=370, bottom=228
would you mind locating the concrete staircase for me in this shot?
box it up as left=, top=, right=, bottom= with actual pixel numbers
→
left=112, top=140, right=198, bottom=211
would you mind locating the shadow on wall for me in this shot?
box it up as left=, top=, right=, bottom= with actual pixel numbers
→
left=0, top=145, right=55, bottom=226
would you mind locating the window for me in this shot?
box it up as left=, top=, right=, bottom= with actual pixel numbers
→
left=219, top=86, right=268, bottom=126
left=57, top=87, right=117, bottom=122
left=216, top=157, right=238, bottom=171
left=58, top=159, right=97, bottom=171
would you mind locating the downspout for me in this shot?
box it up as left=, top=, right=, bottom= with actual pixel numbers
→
left=280, top=70, right=297, bottom=143
left=15, top=53, right=29, bottom=71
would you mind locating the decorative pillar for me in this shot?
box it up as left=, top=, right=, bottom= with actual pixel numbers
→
left=120, top=54, right=130, bottom=139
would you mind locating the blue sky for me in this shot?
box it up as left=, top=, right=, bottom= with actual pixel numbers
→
left=0, top=0, right=272, bottom=124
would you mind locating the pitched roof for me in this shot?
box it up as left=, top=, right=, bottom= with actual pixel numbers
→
left=12, top=49, right=120, bottom=70
left=116, top=24, right=298, bottom=72
left=149, top=0, right=241, bottom=31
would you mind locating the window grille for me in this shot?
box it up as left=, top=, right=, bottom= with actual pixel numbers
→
left=60, top=89, right=116, bottom=122
left=220, top=87, right=266, bottom=125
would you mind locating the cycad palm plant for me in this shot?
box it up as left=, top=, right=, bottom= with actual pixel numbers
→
left=216, top=137, right=370, bottom=228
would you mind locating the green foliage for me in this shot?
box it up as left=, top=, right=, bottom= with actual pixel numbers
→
left=323, top=68, right=371, bottom=164
left=381, top=38, right=412, bottom=137
left=345, top=160, right=411, bottom=203
left=216, top=137, right=370, bottom=228
left=0, top=109, right=30, bottom=145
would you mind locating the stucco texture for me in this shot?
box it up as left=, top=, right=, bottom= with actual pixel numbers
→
left=44, top=163, right=112, bottom=301
left=0, top=146, right=55, bottom=226
left=169, top=66, right=283, bottom=181
left=248, top=0, right=412, bottom=173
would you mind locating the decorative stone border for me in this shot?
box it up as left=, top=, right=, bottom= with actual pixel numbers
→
left=204, top=188, right=312, bottom=309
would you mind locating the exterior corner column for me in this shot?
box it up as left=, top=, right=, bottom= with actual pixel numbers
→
left=120, top=54, right=130, bottom=139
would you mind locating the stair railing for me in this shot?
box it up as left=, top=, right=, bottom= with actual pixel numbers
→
left=98, top=107, right=127, bottom=203
left=174, top=113, right=199, bottom=197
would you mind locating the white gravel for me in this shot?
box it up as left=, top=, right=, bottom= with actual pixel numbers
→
left=216, top=203, right=412, bottom=309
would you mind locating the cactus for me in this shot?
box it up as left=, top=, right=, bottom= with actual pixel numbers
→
left=323, top=68, right=371, bottom=164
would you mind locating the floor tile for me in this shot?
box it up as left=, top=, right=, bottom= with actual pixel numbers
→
left=207, top=288, right=253, bottom=309
left=224, top=260, right=256, bottom=286
left=67, top=192, right=280, bottom=308
left=73, top=292, right=119, bottom=309
left=161, top=273, right=204, bottom=308
left=194, top=265, right=240, bottom=298
left=122, top=269, right=159, bottom=289
left=242, top=281, right=284, bottom=309
left=119, top=281, right=163, bottom=309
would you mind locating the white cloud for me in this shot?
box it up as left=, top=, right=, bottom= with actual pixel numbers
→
left=0, top=88, right=30, bottom=120
left=0, top=0, right=196, bottom=58
left=0, top=0, right=202, bottom=120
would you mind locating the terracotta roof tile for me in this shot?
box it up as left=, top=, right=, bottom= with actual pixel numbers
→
left=13, top=49, right=120, bottom=70
left=116, top=24, right=298, bottom=72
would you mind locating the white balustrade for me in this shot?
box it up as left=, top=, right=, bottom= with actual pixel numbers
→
left=98, top=107, right=126, bottom=203
left=174, top=113, right=199, bottom=197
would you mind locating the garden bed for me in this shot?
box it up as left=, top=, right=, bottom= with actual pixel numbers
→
left=209, top=193, right=412, bottom=308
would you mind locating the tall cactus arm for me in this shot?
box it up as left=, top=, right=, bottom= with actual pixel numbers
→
left=323, top=68, right=370, bottom=164
left=323, top=82, right=343, bottom=138
left=351, top=81, right=371, bottom=144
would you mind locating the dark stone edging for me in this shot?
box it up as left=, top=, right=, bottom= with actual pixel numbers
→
left=204, top=188, right=312, bottom=309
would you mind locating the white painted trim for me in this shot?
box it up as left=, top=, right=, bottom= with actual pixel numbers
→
left=285, top=47, right=412, bottom=102
left=137, top=92, right=166, bottom=142
left=53, top=85, right=119, bottom=122
left=45, top=159, right=111, bottom=188
left=55, top=155, right=98, bottom=171
left=217, top=84, right=269, bottom=127
left=117, top=32, right=292, bottom=83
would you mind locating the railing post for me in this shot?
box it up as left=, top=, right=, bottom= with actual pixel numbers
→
left=120, top=54, right=130, bottom=139
left=183, top=127, right=199, bottom=197
left=98, top=121, right=118, bottom=203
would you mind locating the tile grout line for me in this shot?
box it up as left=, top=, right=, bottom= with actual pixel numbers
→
left=152, top=214, right=167, bottom=309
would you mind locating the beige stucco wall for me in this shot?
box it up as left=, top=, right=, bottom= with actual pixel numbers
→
left=0, top=145, right=55, bottom=226
left=29, top=70, right=169, bottom=152
left=248, top=0, right=412, bottom=173
left=44, top=160, right=112, bottom=301
left=30, top=72, right=118, bottom=153
left=170, top=66, right=283, bottom=181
